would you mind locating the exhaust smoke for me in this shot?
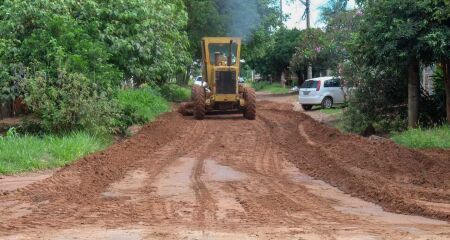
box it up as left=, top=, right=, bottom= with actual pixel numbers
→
left=215, top=0, right=261, bottom=40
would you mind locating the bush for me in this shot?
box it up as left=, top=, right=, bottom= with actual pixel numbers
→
left=341, top=63, right=409, bottom=134
left=159, top=84, right=191, bottom=102
left=22, top=70, right=120, bottom=135
left=342, top=65, right=446, bottom=134
left=0, top=131, right=111, bottom=174
left=116, top=87, right=170, bottom=126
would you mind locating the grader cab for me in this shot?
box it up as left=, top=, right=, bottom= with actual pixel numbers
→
left=190, top=37, right=256, bottom=120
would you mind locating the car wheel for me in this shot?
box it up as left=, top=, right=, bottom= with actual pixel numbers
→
left=301, top=104, right=313, bottom=111
left=321, top=97, right=333, bottom=109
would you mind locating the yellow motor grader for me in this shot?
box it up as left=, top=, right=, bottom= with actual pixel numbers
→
left=186, top=37, right=256, bottom=120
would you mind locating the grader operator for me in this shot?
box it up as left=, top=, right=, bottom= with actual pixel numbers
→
left=187, top=37, right=256, bottom=120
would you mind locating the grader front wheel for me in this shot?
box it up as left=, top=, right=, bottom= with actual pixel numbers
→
left=192, top=85, right=206, bottom=120
left=243, top=87, right=256, bottom=120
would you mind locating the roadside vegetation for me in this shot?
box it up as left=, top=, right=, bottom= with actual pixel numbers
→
left=159, top=84, right=191, bottom=102
left=252, top=82, right=291, bottom=94
left=117, top=87, right=171, bottom=128
left=0, top=0, right=195, bottom=173
left=317, top=107, right=344, bottom=116
left=391, top=125, right=450, bottom=149
left=0, top=85, right=184, bottom=174
left=0, top=129, right=111, bottom=174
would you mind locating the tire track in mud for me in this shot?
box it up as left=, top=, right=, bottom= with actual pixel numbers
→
left=118, top=120, right=213, bottom=223
left=102, top=120, right=209, bottom=224
left=258, top=102, right=450, bottom=221
left=254, top=114, right=352, bottom=230
left=192, top=157, right=216, bottom=224
left=254, top=107, right=448, bottom=238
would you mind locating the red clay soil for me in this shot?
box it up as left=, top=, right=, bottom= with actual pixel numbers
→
left=259, top=101, right=450, bottom=220
left=0, top=101, right=449, bottom=238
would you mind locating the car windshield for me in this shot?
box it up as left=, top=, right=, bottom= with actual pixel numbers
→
left=301, top=80, right=319, bottom=89
left=209, top=43, right=238, bottom=66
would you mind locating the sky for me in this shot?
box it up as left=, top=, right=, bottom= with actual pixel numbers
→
left=283, top=0, right=356, bottom=29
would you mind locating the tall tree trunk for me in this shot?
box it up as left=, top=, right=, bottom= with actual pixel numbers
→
left=307, top=65, right=313, bottom=79
left=408, top=60, right=420, bottom=128
left=442, top=59, right=450, bottom=124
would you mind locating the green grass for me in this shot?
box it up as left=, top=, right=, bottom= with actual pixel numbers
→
left=310, top=106, right=346, bottom=131
left=252, top=81, right=291, bottom=94
left=391, top=125, right=450, bottom=149
left=318, top=107, right=344, bottom=116
left=159, top=84, right=191, bottom=102
left=0, top=87, right=175, bottom=174
left=117, top=87, right=170, bottom=123
left=0, top=132, right=111, bottom=174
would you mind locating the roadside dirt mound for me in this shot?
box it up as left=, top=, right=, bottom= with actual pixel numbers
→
left=258, top=101, right=450, bottom=220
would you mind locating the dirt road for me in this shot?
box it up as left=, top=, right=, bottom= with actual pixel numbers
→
left=1, top=98, right=450, bottom=239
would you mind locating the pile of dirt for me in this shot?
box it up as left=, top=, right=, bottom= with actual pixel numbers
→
left=0, top=112, right=195, bottom=231
left=258, top=101, right=450, bottom=220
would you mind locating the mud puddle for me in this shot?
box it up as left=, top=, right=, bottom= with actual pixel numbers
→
left=204, top=159, right=247, bottom=182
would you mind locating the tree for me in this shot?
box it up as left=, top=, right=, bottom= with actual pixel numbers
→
left=290, top=29, right=333, bottom=82
left=319, top=0, right=349, bottom=24
left=0, top=0, right=191, bottom=133
left=0, top=0, right=190, bottom=86
left=418, top=0, right=450, bottom=123
left=244, top=28, right=301, bottom=81
left=319, top=1, right=360, bottom=69
left=267, top=28, right=302, bottom=81
left=353, top=0, right=449, bottom=127
left=184, top=0, right=226, bottom=59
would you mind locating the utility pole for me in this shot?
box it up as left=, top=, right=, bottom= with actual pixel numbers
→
left=300, top=0, right=310, bottom=29
left=300, top=0, right=313, bottom=79
left=280, top=0, right=283, bottom=15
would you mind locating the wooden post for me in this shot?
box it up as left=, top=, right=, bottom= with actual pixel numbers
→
left=408, top=60, right=420, bottom=128
left=442, top=60, right=450, bottom=124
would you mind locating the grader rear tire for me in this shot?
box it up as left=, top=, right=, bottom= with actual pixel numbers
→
left=243, top=87, right=256, bottom=120
left=192, top=85, right=206, bottom=120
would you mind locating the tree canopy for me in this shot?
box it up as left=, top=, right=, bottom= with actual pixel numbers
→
left=0, top=0, right=190, bottom=133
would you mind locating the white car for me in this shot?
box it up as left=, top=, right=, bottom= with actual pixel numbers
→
left=298, top=76, right=345, bottom=111
left=194, top=76, right=207, bottom=87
